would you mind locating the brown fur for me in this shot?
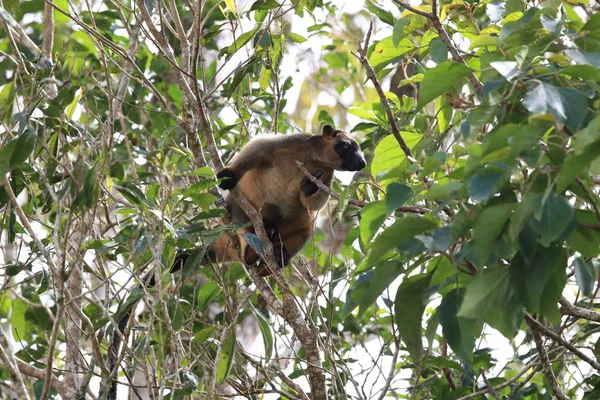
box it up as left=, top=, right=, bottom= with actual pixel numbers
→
left=210, top=125, right=366, bottom=274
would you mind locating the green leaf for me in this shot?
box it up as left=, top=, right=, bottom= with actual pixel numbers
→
left=359, top=201, right=387, bottom=246
left=583, top=13, right=600, bottom=31
left=556, top=142, right=600, bottom=192
left=9, top=128, right=36, bottom=168
left=523, top=82, right=565, bottom=120
left=439, top=289, right=478, bottom=365
left=395, top=272, right=432, bottom=362
left=510, top=246, right=564, bottom=314
left=574, top=258, right=595, bottom=298
left=367, top=217, right=438, bottom=267
left=255, top=311, right=273, bottom=361
left=458, top=267, right=510, bottom=318
left=114, top=287, right=145, bottom=323
left=509, top=192, right=536, bottom=242
left=467, top=167, right=509, bottom=202
left=368, top=36, right=416, bottom=71
left=416, top=62, right=471, bottom=110
left=429, top=38, right=448, bottom=63
left=284, top=32, right=307, bottom=43
left=530, top=192, right=575, bottom=247
left=197, top=281, right=222, bottom=311
left=557, top=87, right=588, bottom=131
left=357, top=261, right=404, bottom=315
left=385, top=183, right=414, bottom=213
left=365, top=1, right=394, bottom=26
left=392, top=18, right=410, bottom=46
left=216, top=329, right=236, bottom=384
left=470, top=203, right=514, bottom=265
left=193, top=326, right=217, bottom=344
left=371, top=133, right=423, bottom=177
left=250, top=0, right=280, bottom=11
left=12, top=297, right=33, bottom=341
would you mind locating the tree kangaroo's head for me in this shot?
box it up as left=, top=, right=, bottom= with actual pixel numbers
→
left=319, top=125, right=366, bottom=171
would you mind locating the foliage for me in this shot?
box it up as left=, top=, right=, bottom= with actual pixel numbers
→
left=1, top=0, right=600, bottom=399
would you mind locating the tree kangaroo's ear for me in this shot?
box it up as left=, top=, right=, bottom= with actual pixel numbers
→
left=322, top=124, right=338, bottom=140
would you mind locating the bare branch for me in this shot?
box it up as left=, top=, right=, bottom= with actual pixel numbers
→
left=525, top=317, right=568, bottom=400
left=41, top=0, right=55, bottom=62
left=479, top=368, right=499, bottom=399
left=525, top=314, right=600, bottom=371
left=559, top=296, right=600, bottom=322
left=391, top=0, right=432, bottom=17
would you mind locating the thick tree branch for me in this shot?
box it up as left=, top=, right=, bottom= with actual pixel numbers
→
left=353, top=21, right=414, bottom=161
left=559, top=296, right=600, bottom=322
left=525, top=317, right=567, bottom=400
left=41, top=0, right=55, bottom=62
left=392, top=0, right=483, bottom=96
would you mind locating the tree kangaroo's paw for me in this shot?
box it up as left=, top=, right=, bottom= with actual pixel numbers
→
left=300, top=170, right=323, bottom=196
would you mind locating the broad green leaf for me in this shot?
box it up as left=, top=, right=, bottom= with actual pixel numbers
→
left=216, top=329, right=236, bottom=384
left=574, top=258, right=595, bottom=297
left=368, top=36, right=416, bottom=71
left=470, top=203, right=514, bottom=265
left=490, top=61, right=519, bottom=81
left=371, top=133, right=423, bottom=177
left=435, top=95, right=452, bottom=133
left=284, top=32, right=306, bottom=43
left=508, top=192, right=536, bottom=242
left=522, top=82, right=565, bottom=120
left=557, top=87, right=588, bottom=131
left=530, top=192, right=575, bottom=247
left=467, top=167, right=509, bottom=202
left=582, top=12, right=600, bottom=31
left=386, top=183, right=414, bottom=213
left=392, top=18, right=410, bottom=46
left=12, top=297, right=33, bottom=341
left=9, top=128, right=36, bottom=168
left=439, top=289, right=478, bottom=365
left=255, top=311, right=274, bottom=361
left=566, top=49, right=600, bottom=68
left=359, top=201, right=387, bottom=246
left=458, top=266, right=510, bottom=318
left=114, top=287, right=144, bottom=323
left=395, top=272, right=432, bottom=362
left=367, top=217, right=438, bottom=267
left=509, top=246, right=563, bottom=314
left=356, top=261, right=404, bottom=315
left=223, top=0, right=236, bottom=14
left=429, top=38, right=448, bottom=63
left=556, top=142, right=600, bottom=192
left=416, top=62, right=471, bottom=110
left=193, top=326, right=217, bottom=344
left=197, top=281, right=222, bottom=311
left=250, top=0, right=280, bottom=11
left=365, top=0, right=394, bottom=26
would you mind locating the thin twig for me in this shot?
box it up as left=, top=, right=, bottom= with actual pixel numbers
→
left=479, top=368, right=499, bottom=399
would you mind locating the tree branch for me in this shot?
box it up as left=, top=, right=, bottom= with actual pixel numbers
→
left=559, top=296, right=600, bottom=322
left=41, top=0, right=55, bottom=62
left=392, top=0, right=483, bottom=96
left=525, top=317, right=567, bottom=400
left=353, top=21, right=414, bottom=161
left=0, top=326, right=31, bottom=400
left=525, top=314, right=600, bottom=371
